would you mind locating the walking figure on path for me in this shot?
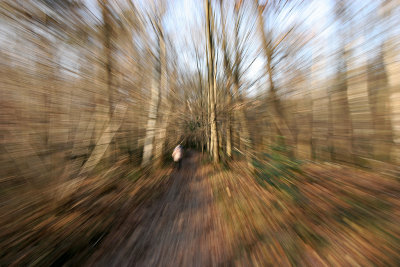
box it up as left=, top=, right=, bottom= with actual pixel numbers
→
left=172, top=145, right=183, bottom=170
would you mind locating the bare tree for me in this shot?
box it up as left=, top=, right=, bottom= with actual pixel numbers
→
left=141, top=3, right=166, bottom=167
left=205, top=0, right=219, bottom=163
left=254, top=0, right=294, bottom=149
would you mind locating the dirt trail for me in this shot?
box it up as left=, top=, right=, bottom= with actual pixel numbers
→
left=88, top=151, right=229, bottom=266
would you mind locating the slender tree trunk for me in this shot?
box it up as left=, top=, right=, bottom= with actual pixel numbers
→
left=383, top=39, right=400, bottom=164
left=226, top=117, right=232, bottom=157
left=219, top=0, right=232, bottom=158
left=141, top=14, right=164, bottom=167
left=205, top=0, right=219, bottom=163
left=154, top=36, right=169, bottom=166
left=154, top=108, right=169, bottom=166
left=368, top=49, right=393, bottom=162
left=230, top=4, right=254, bottom=169
left=98, top=0, right=116, bottom=163
left=294, top=74, right=312, bottom=160
left=100, top=0, right=113, bottom=117
left=195, top=50, right=206, bottom=155
left=311, top=51, right=331, bottom=161
left=205, top=41, right=211, bottom=155
left=141, top=66, right=161, bottom=167
left=37, top=33, right=53, bottom=148
left=346, top=38, right=373, bottom=164
left=330, top=1, right=353, bottom=164
left=79, top=103, right=127, bottom=177
left=254, top=1, right=294, bottom=149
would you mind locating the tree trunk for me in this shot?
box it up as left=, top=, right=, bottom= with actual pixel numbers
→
left=98, top=0, right=115, bottom=163
left=383, top=38, right=400, bottom=164
left=219, top=0, right=232, bottom=158
left=205, top=0, right=219, bottom=163
left=311, top=52, right=331, bottom=161
left=141, top=68, right=161, bottom=167
left=254, top=1, right=294, bottom=149
left=79, top=103, right=127, bottom=177
left=346, top=39, right=373, bottom=165
left=141, top=14, right=164, bottom=167
left=226, top=117, right=232, bottom=157
left=368, top=49, right=393, bottom=162
left=154, top=34, right=169, bottom=166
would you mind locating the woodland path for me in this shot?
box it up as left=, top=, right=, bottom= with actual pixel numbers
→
left=87, top=151, right=229, bottom=266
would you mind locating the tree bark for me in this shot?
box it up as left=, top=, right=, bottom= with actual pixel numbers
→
left=141, top=67, right=161, bottom=167
left=205, top=0, right=219, bottom=163
left=219, top=0, right=232, bottom=158
left=383, top=38, right=400, bottom=164
left=254, top=1, right=294, bottom=149
left=154, top=34, right=169, bottom=166
left=98, top=0, right=116, bottom=162
left=141, top=13, right=164, bottom=167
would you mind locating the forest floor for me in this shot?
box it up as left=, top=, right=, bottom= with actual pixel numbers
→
left=87, top=150, right=400, bottom=266
left=1, top=150, right=399, bottom=266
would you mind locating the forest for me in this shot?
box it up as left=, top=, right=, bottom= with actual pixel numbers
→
left=1, top=0, right=399, bottom=265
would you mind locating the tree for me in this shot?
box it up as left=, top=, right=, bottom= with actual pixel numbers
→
left=141, top=3, right=166, bottom=167
left=253, top=0, right=294, bottom=150
left=205, top=0, right=219, bottom=163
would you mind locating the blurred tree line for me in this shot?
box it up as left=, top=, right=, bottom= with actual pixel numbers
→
left=0, top=0, right=399, bottom=193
